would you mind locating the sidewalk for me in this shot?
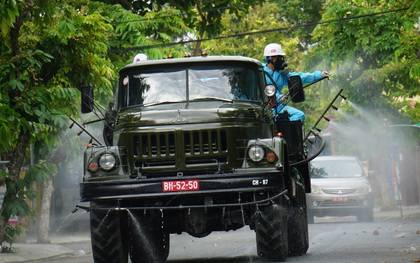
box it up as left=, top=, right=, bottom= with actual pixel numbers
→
left=0, top=234, right=91, bottom=263
left=1, top=206, right=419, bottom=263
left=374, top=205, right=420, bottom=221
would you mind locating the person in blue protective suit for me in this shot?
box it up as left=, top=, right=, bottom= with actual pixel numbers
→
left=263, top=43, right=329, bottom=122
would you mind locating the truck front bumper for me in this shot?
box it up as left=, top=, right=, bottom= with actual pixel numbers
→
left=80, top=171, right=286, bottom=208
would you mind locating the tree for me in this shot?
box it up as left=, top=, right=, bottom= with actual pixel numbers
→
left=203, top=3, right=294, bottom=59
left=303, top=0, right=420, bottom=209
left=95, top=0, right=257, bottom=56
left=305, top=0, right=419, bottom=119
left=0, top=0, right=196, bottom=246
left=0, top=0, right=114, bottom=245
left=88, top=1, right=187, bottom=63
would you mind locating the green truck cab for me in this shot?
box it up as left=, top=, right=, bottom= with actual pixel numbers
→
left=79, top=55, right=310, bottom=262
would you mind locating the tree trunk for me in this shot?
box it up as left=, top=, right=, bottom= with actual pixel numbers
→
left=37, top=180, right=54, bottom=244
left=193, top=0, right=206, bottom=56
left=0, top=2, right=33, bottom=245
left=0, top=131, right=30, bottom=243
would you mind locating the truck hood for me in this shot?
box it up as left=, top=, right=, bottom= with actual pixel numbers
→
left=116, top=101, right=263, bottom=128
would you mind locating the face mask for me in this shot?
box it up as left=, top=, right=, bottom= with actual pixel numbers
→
left=274, top=56, right=288, bottom=71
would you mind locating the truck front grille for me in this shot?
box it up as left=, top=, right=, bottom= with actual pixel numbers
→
left=184, top=130, right=228, bottom=154
left=131, top=129, right=229, bottom=174
left=137, top=133, right=176, bottom=156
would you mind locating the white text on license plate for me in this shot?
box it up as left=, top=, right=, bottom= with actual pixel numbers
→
left=332, top=196, right=348, bottom=202
left=162, top=180, right=200, bottom=192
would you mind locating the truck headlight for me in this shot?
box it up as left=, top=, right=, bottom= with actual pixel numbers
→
left=264, top=85, right=276, bottom=97
left=99, top=153, right=117, bottom=170
left=248, top=145, right=265, bottom=162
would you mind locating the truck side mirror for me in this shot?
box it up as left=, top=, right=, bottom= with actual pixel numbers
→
left=288, top=76, right=304, bottom=103
left=81, top=86, right=94, bottom=114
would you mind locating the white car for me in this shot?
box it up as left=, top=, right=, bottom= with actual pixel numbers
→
left=306, top=156, right=374, bottom=223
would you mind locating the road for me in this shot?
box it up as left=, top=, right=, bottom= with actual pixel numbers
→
left=44, top=215, right=420, bottom=263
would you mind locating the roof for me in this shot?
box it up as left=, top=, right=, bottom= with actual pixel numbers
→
left=122, top=55, right=263, bottom=70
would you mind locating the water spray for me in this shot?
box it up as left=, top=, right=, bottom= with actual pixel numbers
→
left=291, top=88, right=348, bottom=167
left=303, top=88, right=346, bottom=143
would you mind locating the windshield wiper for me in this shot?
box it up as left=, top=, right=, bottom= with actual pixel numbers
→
left=142, top=100, right=186, bottom=107
left=190, top=97, right=233, bottom=102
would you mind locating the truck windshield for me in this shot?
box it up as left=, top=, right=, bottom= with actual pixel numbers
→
left=119, top=66, right=260, bottom=107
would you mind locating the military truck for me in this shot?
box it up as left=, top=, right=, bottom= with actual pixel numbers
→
left=77, top=55, right=315, bottom=263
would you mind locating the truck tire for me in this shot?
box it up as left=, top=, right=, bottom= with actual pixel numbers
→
left=255, top=204, right=288, bottom=262
left=287, top=207, right=309, bottom=256
left=90, top=202, right=128, bottom=263
left=128, top=211, right=170, bottom=263
left=287, top=177, right=309, bottom=256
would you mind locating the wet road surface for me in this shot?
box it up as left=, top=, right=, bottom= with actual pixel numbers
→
left=44, top=215, right=420, bottom=263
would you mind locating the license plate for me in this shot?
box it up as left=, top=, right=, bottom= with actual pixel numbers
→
left=332, top=196, right=348, bottom=202
left=162, top=180, right=200, bottom=192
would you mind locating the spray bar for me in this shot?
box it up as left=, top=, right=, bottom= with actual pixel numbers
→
left=75, top=189, right=288, bottom=211
left=303, top=88, right=344, bottom=143
left=69, top=116, right=102, bottom=145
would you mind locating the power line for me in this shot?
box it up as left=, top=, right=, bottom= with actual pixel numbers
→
left=108, top=7, right=409, bottom=54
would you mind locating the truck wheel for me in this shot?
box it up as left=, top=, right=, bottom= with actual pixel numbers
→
left=128, top=212, right=170, bottom=263
left=90, top=202, right=128, bottom=263
left=255, top=204, right=288, bottom=262
left=287, top=176, right=309, bottom=256
left=287, top=206, right=309, bottom=256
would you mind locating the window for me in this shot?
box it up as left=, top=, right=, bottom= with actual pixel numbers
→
left=118, top=65, right=261, bottom=108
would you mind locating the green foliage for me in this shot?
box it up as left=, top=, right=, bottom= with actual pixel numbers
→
left=4, top=224, right=24, bottom=248
left=25, top=162, right=57, bottom=183
left=202, top=3, right=306, bottom=66
left=89, top=1, right=187, bottom=66
left=305, top=0, right=419, bottom=124
left=0, top=0, right=193, bottom=244
left=0, top=0, right=21, bottom=37
left=100, top=0, right=257, bottom=56
left=1, top=163, right=57, bottom=219
left=273, top=0, right=325, bottom=49
left=0, top=0, right=119, bottom=243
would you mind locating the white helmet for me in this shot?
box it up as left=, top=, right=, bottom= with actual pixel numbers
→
left=263, top=43, right=286, bottom=57
left=133, top=53, right=148, bottom=63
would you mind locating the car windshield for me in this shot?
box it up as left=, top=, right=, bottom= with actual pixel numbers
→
left=310, top=160, right=364, bottom=178
left=118, top=66, right=260, bottom=107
